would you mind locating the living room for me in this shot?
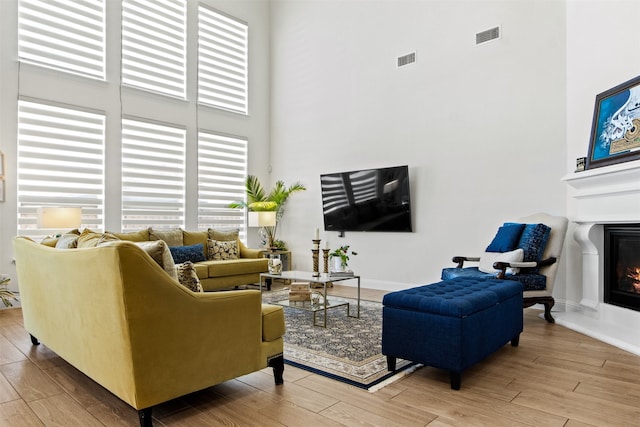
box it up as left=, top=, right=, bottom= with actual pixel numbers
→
left=1, top=0, right=640, bottom=425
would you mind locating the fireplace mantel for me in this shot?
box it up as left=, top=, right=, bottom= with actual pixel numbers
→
left=559, top=160, right=640, bottom=355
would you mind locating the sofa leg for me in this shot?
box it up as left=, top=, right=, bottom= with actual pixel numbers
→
left=450, top=371, right=461, bottom=390
left=30, top=334, right=40, bottom=346
left=386, top=356, right=397, bottom=371
left=268, top=355, right=284, bottom=385
left=138, top=408, right=153, bottom=427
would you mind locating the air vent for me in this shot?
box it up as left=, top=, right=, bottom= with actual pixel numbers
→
left=476, top=26, right=500, bottom=45
left=397, top=52, right=416, bottom=68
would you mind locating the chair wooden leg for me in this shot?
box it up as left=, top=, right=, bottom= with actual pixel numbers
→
left=138, top=408, right=152, bottom=427
left=268, top=355, right=284, bottom=385
left=523, top=296, right=555, bottom=323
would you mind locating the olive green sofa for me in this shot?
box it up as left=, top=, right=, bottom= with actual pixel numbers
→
left=13, top=236, right=284, bottom=427
left=42, top=227, right=269, bottom=291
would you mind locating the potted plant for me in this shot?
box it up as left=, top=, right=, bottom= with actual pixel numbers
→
left=329, top=245, right=358, bottom=272
left=0, top=275, right=17, bottom=308
left=228, top=175, right=306, bottom=248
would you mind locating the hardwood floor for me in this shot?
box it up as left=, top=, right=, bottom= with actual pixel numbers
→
left=2, top=285, right=640, bottom=426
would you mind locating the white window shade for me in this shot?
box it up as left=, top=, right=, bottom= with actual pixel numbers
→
left=198, top=131, right=247, bottom=235
left=122, top=0, right=186, bottom=98
left=198, top=5, right=248, bottom=114
left=17, top=100, right=105, bottom=237
left=18, top=0, right=106, bottom=79
left=122, top=118, right=186, bottom=230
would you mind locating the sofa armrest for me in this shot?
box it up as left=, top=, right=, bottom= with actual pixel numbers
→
left=452, top=256, right=480, bottom=268
left=239, top=240, right=264, bottom=258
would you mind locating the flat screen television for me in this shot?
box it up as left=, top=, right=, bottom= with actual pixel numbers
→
left=320, top=165, right=413, bottom=233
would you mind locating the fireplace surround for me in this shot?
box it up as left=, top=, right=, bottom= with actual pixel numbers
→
left=561, top=161, right=640, bottom=355
left=604, top=224, right=640, bottom=311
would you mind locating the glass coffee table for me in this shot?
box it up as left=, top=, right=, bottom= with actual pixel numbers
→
left=260, top=270, right=360, bottom=327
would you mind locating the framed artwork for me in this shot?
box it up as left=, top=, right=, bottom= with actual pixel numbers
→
left=586, top=75, right=640, bottom=170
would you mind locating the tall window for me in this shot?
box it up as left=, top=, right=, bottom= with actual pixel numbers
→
left=121, top=118, right=186, bottom=230
left=18, top=0, right=106, bottom=79
left=122, top=0, right=187, bottom=97
left=198, top=131, right=247, bottom=234
left=198, top=5, right=248, bottom=114
left=17, top=100, right=105, bottom=237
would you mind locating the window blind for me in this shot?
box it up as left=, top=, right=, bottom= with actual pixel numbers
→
left=121, top=118, right=186, bottom=230
left=198, top=131, right=247, bottom=235
left=18, top=0, right=106, bottom=79
left=17, top=99, right=105, bottom=237
left=122, top=0, right=186, bottom=98
left=198, top=5, right=248, bottom=114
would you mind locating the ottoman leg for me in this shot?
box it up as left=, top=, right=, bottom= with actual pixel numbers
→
left=386, top=356, right=397, bottom=371
left=450, top=372, right=461, bottom=390
left=511, top=334, right=520, bottom=347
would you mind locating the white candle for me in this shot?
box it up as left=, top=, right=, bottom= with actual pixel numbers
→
left=325, top=240, right=329, bottom=249
left=314, top=228, right=319, bottom=240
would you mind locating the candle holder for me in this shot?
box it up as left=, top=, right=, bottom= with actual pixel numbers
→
left=322, top=249, right=329, bottom=273
left=311, top=239, right=321, bottom=276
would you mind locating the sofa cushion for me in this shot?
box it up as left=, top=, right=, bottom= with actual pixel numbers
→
left=485, top=223, right=525, bottom=252
left=208, top=228, right=239, bottom=242
left=207, top=239, right=239, bottom=260
left=170, top=243, right=206, bottom=264
left=149, top=228, right=184, bottom=247
left=182, top=230, right=208, bottom=247
left=110, top=228, right=151, bottom=242
left=77, top=229, right=119, bottom=248
left=175, top=261, right=203, bottom=292
left=202, top=258, right=268, bottom=278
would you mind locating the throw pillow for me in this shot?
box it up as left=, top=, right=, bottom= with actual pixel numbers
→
left=208, top=228, right=239, bottom=242
left=149, top=228, right=184, bottom=247
left=485, top=223, right=526, bottom=252
left=169, top=243, right=206, bottom=264
left=133, top=241, right=178, bottom=280
left=207, top=239, right=239, bottom=260
left=176, top=261, right=203, bottom=292
left=516, top=223, right=552, bottom=273
left=479, top=248, right=524, bottom=274
left=77, top=229, right=119, bottom=248
left=55, top=233, right=79, bottom=249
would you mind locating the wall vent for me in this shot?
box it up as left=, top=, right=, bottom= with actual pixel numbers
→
left=476, top=26, right=500, bottom=45
left=397, top=52, right=416, bottom=68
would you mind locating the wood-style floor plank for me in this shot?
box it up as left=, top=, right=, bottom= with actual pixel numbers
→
left=3, top=284, right=640, bottom=426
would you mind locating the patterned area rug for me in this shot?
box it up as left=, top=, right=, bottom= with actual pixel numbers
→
left=263, top=289, right=420, bottom=390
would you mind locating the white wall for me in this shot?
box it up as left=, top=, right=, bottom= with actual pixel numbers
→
left=565, top=0, right=640, bottom=306
left=270, top=0, right=567, bottom=290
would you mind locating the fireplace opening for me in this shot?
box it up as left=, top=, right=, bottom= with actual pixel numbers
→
left=604, top=224, right=640, bottom=311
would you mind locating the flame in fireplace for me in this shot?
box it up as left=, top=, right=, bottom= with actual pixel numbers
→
left=624, top=266, right=640, bottom=294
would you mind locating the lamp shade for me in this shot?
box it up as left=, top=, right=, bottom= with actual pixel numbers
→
left=248, top=211, right=276, bottom=227
left=38, top=207, right=82, bottom=229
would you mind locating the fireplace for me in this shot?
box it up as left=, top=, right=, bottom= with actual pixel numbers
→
left=604, top=224, right=640, bottom=311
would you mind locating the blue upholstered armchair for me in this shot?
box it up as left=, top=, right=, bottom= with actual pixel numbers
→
left=441, top=213, right=568, bottom=323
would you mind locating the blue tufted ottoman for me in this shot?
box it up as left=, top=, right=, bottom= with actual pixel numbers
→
left=382, top=277, right=523, bottom=389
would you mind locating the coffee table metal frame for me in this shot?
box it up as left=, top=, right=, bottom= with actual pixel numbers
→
left=260, top=270, right=360, bottom=327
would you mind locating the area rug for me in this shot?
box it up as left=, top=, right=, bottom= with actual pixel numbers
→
left=263, top=289, right=420, bottom=391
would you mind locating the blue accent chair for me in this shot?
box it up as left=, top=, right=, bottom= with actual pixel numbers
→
left=441, top=213, right=568, bottom=323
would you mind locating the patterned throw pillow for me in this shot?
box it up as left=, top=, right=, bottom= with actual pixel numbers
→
left=176, top=261, right=203, bottom=292
left=169, top=243, right=206, bottom=264
left=207, top=239, right=239, bottom=260
left=517, top=223, right=552, bottom=273
left=55, top=233, right=79, bottom=249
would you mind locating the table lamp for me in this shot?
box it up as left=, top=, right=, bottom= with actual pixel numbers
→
left=37, top=207, right=82, bottom=233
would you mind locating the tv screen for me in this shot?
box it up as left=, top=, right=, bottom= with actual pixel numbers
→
left=320, top=165, right=413, bottom=233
